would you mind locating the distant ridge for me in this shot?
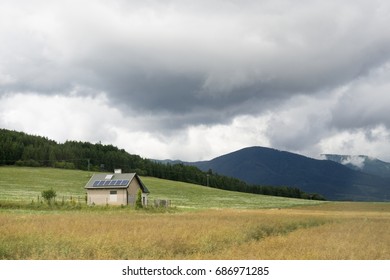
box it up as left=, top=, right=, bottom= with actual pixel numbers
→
left=186, top=146, right=390, bottom=201
left=322, top=154, right=390, bottom=178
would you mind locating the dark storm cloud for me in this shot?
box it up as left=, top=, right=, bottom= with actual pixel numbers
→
left=330, top=64, right=390, bottom=130
left=2, top=0, right=390, bottom=130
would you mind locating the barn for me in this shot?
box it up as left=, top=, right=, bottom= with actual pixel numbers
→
left=84, top=172, right=149, bottom=206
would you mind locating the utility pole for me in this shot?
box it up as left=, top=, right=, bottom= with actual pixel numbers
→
left=87, top=159, right=90, bottom=171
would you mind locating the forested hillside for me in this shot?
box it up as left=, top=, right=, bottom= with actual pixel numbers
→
left=0, top=129, right=324, bottom=200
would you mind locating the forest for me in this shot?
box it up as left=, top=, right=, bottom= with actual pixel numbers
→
left=0, top=128, right=325, bottom=200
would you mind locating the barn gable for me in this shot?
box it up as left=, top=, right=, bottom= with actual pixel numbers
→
left=85, top=173, right=149, bottom=206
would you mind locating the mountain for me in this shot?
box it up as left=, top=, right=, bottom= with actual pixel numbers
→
left=322, top=154, right=390, bottom=178
left=187, top=146, right=390, bottom=201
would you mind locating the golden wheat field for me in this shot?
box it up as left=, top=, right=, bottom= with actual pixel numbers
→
left=0, top=202, right=389, bottom=260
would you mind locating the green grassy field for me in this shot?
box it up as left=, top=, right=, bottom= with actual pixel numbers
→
left=0, top=166, right=389, bottom=260
left=0, top=167, right=90, bottom=202
left=0, top=166, right=323, bottom=209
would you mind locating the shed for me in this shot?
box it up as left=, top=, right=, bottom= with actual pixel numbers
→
left=84, top=173, right=149, bottom=206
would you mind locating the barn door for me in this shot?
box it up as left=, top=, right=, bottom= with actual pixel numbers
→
left=109, top=190, right=117, bottom=202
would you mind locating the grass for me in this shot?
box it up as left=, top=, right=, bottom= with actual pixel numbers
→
left=0, top=205, right=388, bottom=259
left=0, top=166, right=323, bottom=209
left=0, top=167, right=91, bottom=202
left=0, top=166, right=389, bottom=260
left=143, top=176, right=324, bottom=209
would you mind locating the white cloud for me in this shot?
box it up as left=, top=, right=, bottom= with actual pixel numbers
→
left=2, top=87, right=390, bottom=162
left=317, top=126, right=390, bottom=161
left=341, top=156, right=366, bottom=169
left=0, top=91, right=123, bottom=144
left=171, top=115, right=271, bottom=161
left=0, top=91, right=272, bottom=161
left=109, top=114, right=271, bottom=161
left=0, top=73, right=15, bottom=85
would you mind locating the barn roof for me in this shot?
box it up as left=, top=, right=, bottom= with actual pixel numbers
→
left=84, top=173, right=149, bottom=193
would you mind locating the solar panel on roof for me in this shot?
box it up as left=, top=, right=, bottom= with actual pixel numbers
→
left=91, top=179, right=131, bottom=187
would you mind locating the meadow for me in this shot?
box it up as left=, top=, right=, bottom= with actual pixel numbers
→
left=0, top=167, right=389, bottom=259
left=0, top=166, right=323, bottom=209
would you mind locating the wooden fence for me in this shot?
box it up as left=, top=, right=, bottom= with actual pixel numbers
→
left=32, top=195, right=171, bottom=208
left=35, top=195, right=86, bottom=205
left=153, top=199, right=171, bottom=208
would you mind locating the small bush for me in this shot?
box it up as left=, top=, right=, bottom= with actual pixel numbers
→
left=135, top=189, right=143, bottom=209
left=41, top=188, right=57, bottom=205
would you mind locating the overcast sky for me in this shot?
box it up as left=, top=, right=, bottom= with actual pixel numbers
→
left=1, top=0, right=390, bottom=161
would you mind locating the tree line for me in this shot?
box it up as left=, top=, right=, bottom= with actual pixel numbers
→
left=0, top=129, right=325, bottom=200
